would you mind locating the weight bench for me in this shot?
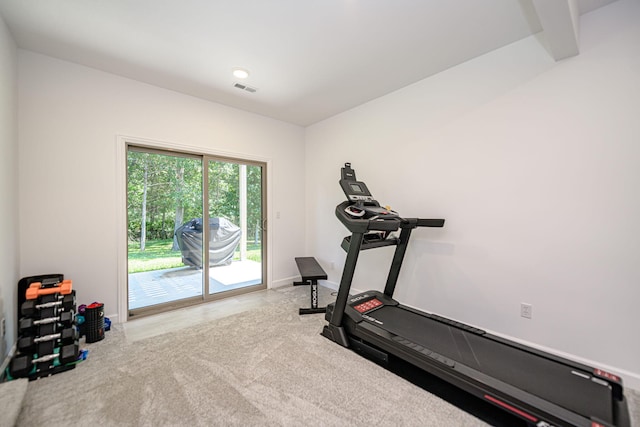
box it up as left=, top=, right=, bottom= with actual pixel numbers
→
left=294, top=257, right=327, bottom=315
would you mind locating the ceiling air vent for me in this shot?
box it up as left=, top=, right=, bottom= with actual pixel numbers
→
left=233, top=83, right=258, bottom=93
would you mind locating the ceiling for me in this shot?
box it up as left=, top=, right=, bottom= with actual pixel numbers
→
left=0, top=0, right=619, bottom=126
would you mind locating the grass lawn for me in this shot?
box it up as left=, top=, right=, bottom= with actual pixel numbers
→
left=128, top=239, right=262, bottom=273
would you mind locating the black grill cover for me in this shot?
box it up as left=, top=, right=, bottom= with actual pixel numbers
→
left=175, top=217, right=241, bottom=268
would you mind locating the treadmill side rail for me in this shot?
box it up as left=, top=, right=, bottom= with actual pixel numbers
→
left=352, top=314, right=614, bottom=427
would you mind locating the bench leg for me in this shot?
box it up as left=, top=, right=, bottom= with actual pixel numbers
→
left=293, top=280, right=310, bottom=286
left=299, top=279, right=326, bottom=315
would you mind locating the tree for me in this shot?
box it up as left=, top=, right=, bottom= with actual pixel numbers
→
left=127, top=151, right=152, bottom=249
left=247, top=165, right=262, bottom=244
left=208, top=161, right=239, bottom=222
left=172, top=157, right=202, bottom=250
left=140, top=159, right=148, bottom=250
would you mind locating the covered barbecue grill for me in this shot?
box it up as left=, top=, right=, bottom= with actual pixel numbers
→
left=175, top=217, right=241, bottom=268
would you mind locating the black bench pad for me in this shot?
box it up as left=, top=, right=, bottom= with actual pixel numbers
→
left=295, top=257, right=327, bottom=281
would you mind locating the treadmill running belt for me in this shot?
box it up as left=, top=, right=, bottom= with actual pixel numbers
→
left=367, top=305, right=614, bottom=421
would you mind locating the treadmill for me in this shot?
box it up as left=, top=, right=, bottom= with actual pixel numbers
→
left=322, top=163, right=630, bottom=427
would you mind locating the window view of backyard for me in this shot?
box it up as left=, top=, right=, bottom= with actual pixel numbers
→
left=127, top=148, right=264, bottom=313
left=127, top=240, right=262, bottom=273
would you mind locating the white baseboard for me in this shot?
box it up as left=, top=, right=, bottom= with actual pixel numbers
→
left=270, top=275, right=299, bottom=289
left=106, top=313, right=119, bottom=324
left=321, top=280, right=339, bottom=291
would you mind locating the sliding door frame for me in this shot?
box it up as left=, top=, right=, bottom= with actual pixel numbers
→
left=116, top=135, right=272, bottom=322
left=203, top=154, right=267, bottom=302
left=126, top=145, right=205, bottom=318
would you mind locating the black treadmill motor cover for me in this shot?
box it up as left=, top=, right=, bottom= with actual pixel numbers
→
left=175, top=217, right=241, bottom=268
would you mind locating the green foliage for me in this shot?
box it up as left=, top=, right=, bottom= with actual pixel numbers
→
left=207, top=161, right=263, bottom=244
left=246, top=165, right=263, bottom=244
left=128, top=150, right=263, bottom=245
left=128, top=239, right=262, bottom=273
left=208, top=160, right=239, bottom=224
left=244, top=243, right=262, bottom=263
left=128, top=150, right=204, bottom=242
left=127, top=239, right=183, bottom=273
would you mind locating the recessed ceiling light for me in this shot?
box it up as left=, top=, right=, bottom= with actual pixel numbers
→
left=233, top=68, right=249, bottom=79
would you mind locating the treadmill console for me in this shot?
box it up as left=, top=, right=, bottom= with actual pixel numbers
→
left=339, top=163, right=374, bottom=203
left=339, top=163, right=398, bottom=220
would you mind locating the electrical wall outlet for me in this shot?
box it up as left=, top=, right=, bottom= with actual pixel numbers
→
left=521, top=303, right=532, bottom=319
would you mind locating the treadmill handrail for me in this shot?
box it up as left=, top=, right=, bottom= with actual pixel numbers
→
left=396, top=217, right=445, bottom=228
left=416, top=218, right=445, bottom=228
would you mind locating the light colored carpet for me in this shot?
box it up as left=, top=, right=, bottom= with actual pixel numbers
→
left=0, top=378, right=28, bottom=426
left=14, top=285, right=640, bottom=426
left=631, top=390, right=640, bottom=427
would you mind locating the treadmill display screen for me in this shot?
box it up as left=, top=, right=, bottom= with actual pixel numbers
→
left=353, top=298, right=382, bottom=313
left=350, top=183, right=364, bottom=193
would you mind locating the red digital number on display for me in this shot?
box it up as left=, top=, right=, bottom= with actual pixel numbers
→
left=354, top=298, right=383, bottom=313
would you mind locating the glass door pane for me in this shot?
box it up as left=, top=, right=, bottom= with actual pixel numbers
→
left=207, top=159, right=265, bottom=295
left=127, top=148, right=203, bottom=312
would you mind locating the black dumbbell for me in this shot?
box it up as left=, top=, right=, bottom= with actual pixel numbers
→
left=21, top=293, right=76, bottom=317
left=17, top=327, right=78, bottom=353
left=9, top=342, right=79, bottom=378
left=19, top=311, right=74, bottom=333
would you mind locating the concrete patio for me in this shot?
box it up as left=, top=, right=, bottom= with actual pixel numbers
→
left=128, top=260, right=262, bottom=310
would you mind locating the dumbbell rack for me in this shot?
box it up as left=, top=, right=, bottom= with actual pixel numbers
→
left=10, top=275, right=80, bottom=380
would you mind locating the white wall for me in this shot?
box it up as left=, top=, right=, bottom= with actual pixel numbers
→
left=305, top=0, right=640, bottom=389
left=0, top=12, right=19, bottom=358
left=18, top=51, right=306, bottom=322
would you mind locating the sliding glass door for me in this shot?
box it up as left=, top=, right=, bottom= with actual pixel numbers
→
left=127, top=148, right=204, bottom=312
left=126, top=146, right=266, bottom=317
left=206, top=158, right=264, bottom=295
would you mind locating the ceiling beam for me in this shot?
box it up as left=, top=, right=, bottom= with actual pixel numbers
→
left=532, top=0, right=580, bottom=60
